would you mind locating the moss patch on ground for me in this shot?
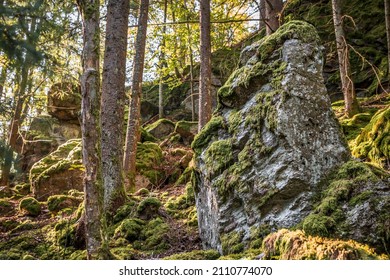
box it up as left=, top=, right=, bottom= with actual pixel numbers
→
left=262, top=229, right=387, bottom=260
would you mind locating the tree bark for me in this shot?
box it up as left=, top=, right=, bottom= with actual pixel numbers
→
left=77, top=0, right=106, bottom=260
left=123, top=0, right=149, bottom=192
left=158, top=0, right=168, bottom=119
left=184, top=0, right=196, bottom=121
left=101, top=0, right=130, bottom=216
left=385, top=0, right=390, bottom=82
left=332, top=0, right=360, bottom=117
left=199, top=0, right=212, bottom=131
left=265, top=0, right=283, bottom=35
left=0, top=66, right=6, bottom=100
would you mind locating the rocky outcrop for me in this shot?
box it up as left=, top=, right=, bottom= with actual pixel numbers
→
left=20, top=115, right=81, bottom=172
left=192, top=21, right=350, bottom=253
left=30, top=139, right=84, bottom=201
left=47, top=83, right=81, bottom=123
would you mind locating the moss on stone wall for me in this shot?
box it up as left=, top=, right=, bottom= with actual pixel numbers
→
left=352, top=106, right=390, bottom=168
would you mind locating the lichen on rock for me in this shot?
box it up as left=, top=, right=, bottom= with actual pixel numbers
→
left=192, top=20, right=350, bottom=254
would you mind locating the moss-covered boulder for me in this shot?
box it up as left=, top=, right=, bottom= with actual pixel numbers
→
left=174, top=121, right=198, bottom=145
left=135, top=142, right=165, bottom=187
left=193, top=21, right=349, bottom=254
left=19, top=197, right=41, bottom=217
left=300, top=160, right=390, bottom=253
left=262, top=229, right=386, bottom=260
left=47, top=195, right=83, bottom=213
left=20, top=115, right=81, bottom=172
left=352, top=106, right=389, bottom=169
left=145, top=119, right=175, bottom=140
left=30, top=139, right=84, bottom=201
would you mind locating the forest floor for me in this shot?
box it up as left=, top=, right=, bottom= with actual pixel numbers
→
left=0, top=95, right=389, bottom=260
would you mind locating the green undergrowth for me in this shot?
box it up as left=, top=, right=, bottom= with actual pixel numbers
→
left=261, top=229, right=387, bottom=260
left=165, top=182, right=197, bottom=227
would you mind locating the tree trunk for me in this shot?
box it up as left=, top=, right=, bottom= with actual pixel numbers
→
left=123, top=0, right=149, bottom=192
left=0, top=66, right=7, bottom=100
left=199, top=0, right=212, bottom=131
left=265, top=0, right=283, bottom=35
left=332, top=0, right=360, bottom=117
left=184, top=0, right=196, bottom=121
left=101, top=0, right=130, bottom=217
left=77, top=0, right=107, bottom=260
left=158, top=0, right=168, bottom=119
left=257, top=0, right=266, bottom=30
left=385, top=0, right=390, bottom=82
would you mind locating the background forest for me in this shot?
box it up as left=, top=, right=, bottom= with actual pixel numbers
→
left=0, top=0, right=389, bottom=260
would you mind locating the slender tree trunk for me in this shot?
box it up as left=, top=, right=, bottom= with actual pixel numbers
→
left=0, top=62, right=30, bottom=185
left=332, top=0, right=360, bottom=117
left=123, top=0, right=149, bottom=192
left=385, top=0, right=390, bottom=82
left=101, top=0, right=130, bottom=217
left=256, top=0, right=266, bottom=30
left=265, top=0, right=283, bottom=35
left=0, top=67, right=7, bottom=100
left=199, top=0, right=212, bottom=131
left=158, top=0, right=168, bottom=119
left=77, top=0, right=107, bottom=260
left=184, top=0, right=196, bottom=121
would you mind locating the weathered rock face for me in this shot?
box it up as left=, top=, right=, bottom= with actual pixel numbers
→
left=192, top=21, right=350, bottom=253
left=30, top=139, right=84, bottom=201
left=20, top=115, right=81, bottom=172
left=47, top=83, right=81, bottom=123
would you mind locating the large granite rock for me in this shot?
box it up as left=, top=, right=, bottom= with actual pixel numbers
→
left=30, top=139, right=84, bottom=201
left=192, top=21, right=350, bottom=253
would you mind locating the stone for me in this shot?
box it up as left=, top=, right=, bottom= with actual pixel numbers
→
left=140, top=100, right=159, bottom=123
left=20, top=115, right=81, bottom=173
left=30, top=139, right=84, bottom=201
left=192, top=21, right=350, bottom=253
left=145, top=118, right=175, bottom=140
left=47, top=83, right=81, bottom=123
left=174, top=121, right=198, bottom=145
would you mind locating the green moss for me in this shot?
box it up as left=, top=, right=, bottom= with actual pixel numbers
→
left=220, top=230, right=244, bottom=255
left=204, top=139, right=234, bottom=176
left=300, top=160, right=389, bottom=241
left=136, top=142, right=165, bottom=186
left=141, top=217, right=170, bottom=251
left=352, top=106, right=390, bottom=168
left=0, top=198, right=13, bottom=215
left=302, top=214, right=336, bottom=237
left=218, top=21, right=316, bottom=109
left=137, top=197, right=161, bottom=219
left=19, top=197, right=41, bottom=217
left=30, top=139, right=83, bottom=187
left=164, top=250, right=220, bottom=260
left=174, top=121, right=197, bottom=136
left=114, top=218, right=145, bottom=242
left=145, top=118, right=175, bottom=135
left=113, top=201, right=137, bottom=223
left=13, top=183, right=30, bottom=196
left=47, top=195, right=82, bottom=213
left=262, top=229, right=386, bottom=260
left=140, top=127, right=157, bottom=142
left=191, top=116, right=224, bottom=154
